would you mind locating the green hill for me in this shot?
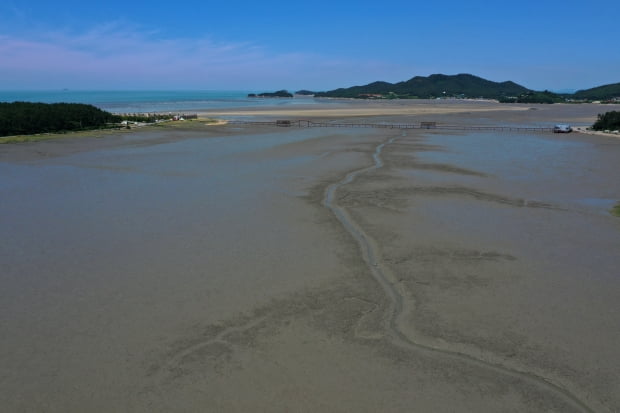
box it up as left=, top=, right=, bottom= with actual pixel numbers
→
left=315, top=73, right=530, bottom=99
left=573, top=83, right=620, bottom=100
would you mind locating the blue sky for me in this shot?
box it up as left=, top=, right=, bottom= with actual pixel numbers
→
left=1, top=0, right=618, bottom=91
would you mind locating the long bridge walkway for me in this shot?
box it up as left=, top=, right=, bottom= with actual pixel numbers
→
left=227, top=119, right=554, bottom=133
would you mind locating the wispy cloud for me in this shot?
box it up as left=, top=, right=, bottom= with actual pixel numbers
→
left=0, top=22, right=410, bottom=90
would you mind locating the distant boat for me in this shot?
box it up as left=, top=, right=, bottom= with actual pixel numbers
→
left=553, top=124, right=572, bottom=133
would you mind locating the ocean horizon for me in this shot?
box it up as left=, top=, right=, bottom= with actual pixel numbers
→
left=0, top=90, right=321, bottom=114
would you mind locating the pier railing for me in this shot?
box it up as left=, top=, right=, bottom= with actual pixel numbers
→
left=226, top=120, right=554, bottom=133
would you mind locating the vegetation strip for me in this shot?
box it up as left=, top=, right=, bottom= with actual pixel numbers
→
left=0, top=101, right=200, bottom=139
left=0, top=102, right=119, bottom=137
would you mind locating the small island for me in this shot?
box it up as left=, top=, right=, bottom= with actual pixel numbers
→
left=248, top=90, right=293, bottom=98
left=294, top=90, right=316, bottom=96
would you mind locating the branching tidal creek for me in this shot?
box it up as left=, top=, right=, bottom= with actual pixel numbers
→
left=322, top=133, right=596, bottom=413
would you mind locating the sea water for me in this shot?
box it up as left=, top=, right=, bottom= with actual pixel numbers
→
left=0, top=90, right=324, bottom=113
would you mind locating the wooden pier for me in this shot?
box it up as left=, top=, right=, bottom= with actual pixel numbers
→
left=227, top=120, right=554, bottom=133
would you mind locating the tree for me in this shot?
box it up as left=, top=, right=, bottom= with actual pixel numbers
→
left=592, top=111, right=620, bottom=131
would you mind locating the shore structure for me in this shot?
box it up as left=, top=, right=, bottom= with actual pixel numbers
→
left=1, top=100, right=619, bottom=412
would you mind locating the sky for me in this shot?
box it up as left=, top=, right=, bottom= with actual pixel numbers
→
left=1, top=0, right=618, bottom=92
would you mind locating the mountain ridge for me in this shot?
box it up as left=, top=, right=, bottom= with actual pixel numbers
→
left=311, top=73, right=620, bottom=101
left=315, top=73, right=530, bottom=99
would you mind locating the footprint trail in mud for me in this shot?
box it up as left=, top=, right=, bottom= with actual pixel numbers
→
left=322, top=133, right=597, bottom=413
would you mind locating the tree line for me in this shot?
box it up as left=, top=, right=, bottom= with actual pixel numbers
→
left=0, top=102, right=121, bottom=137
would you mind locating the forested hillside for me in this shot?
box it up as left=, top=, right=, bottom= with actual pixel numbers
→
left=315, top=74, right=530, bottom=99
left=573, top=83, right=620, bottom=100
left=0, top=102, right=120, bottom=137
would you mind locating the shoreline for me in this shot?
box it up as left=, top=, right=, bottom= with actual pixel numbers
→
left=3, top=100, right=620, bottom=145
left=573, top=125, right=620, bottom=137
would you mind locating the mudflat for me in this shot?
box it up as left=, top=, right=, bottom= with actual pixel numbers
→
left=1, top=101, right=619, bottom=412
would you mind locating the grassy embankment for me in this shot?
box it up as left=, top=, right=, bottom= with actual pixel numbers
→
left=612, top=203, right=620, bottom=217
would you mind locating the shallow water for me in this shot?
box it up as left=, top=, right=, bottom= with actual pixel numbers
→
left=0, top=126, right=345, bottom=301
left=0, top=90, right=336, bottom=113
left=0, top=125, right=389, bottom=411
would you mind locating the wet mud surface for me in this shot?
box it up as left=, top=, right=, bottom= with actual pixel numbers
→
left=1, top=103, right=619, bottom=412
